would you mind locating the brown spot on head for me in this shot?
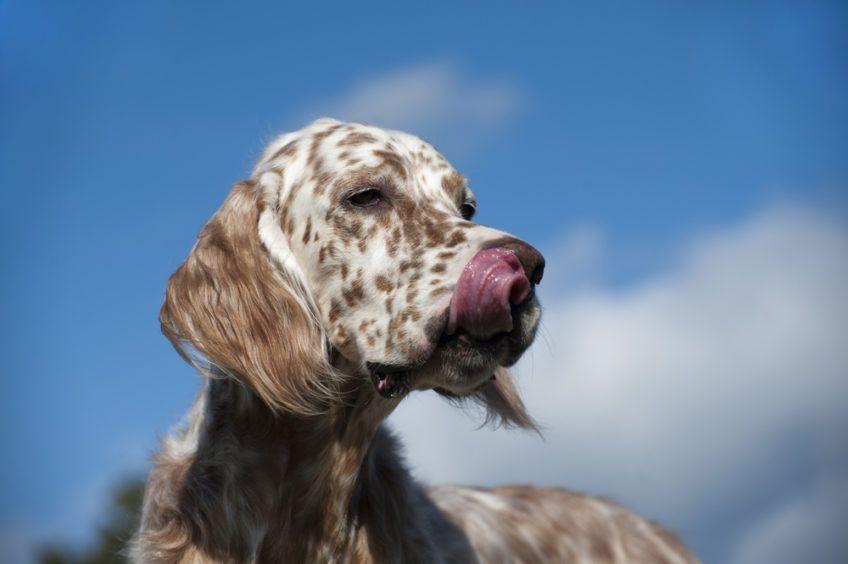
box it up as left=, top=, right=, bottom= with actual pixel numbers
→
left=301, top=217, right=312, bottom=245
left=398, top=258, right=423, bottom=274
left=400, top=215, right=423, bottom=248
left=423, top=220, right=446, bottom=246
left=399, top=306, right=421, bottom=324
left=429, top=286, right=449, bottom=298
left=373, top=149, right=408, bottom=181
left=308, top=128, right=334, bottom=166
left=337, top=132, right=378, bottom=147
left=313, top=170, right=333, bottom=196
left=328, top=299, right=343, bottom=323
left=441, top=171, right=466, bottom=198
left=374, top=275, right=394, bottom=293
left=386, top=227, right=401, bottom=257
left=445, top=230, right=468, bottom=248
left=270, top=140, right=299, bottom=161
left=342, top=279, right=365, bottom=307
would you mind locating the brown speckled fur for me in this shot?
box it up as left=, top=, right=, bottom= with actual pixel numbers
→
left=131, top=119, right=697, bottom=563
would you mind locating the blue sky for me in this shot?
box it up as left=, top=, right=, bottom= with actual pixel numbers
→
left=1, top=1, right=847, bottom=562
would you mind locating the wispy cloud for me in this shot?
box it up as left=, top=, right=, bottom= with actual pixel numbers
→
left=390, top=204, right=848, bottom=561
left=731, top=475, right=848, bottom=564
left=304, top=61, right=520, bottom=152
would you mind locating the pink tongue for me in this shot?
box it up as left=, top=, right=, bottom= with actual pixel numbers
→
left=447, top=248, right=531, bottom=339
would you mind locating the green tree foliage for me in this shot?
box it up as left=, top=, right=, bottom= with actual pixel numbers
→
left=36, top=477, right=145, bottom=564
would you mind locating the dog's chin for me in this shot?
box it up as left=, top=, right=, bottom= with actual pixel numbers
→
left=428, top=299, right=540, bottom=392
left=367, top=297, right=541, bottom=399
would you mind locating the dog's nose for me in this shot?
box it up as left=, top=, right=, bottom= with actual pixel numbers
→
left=489, top=239, right=545, bottom=285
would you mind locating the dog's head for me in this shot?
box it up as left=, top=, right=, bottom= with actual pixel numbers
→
left=162, top=118, right=543, bottom=427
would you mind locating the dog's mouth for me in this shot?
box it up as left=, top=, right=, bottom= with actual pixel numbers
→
left=366, top=247, right=543, bottom=399
left=367, top=363, right=412, bottom=399
left=366, top=294, right=540, bottom=399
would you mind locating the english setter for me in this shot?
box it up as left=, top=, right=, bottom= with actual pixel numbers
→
left=131, top=118, right=696, bottom=563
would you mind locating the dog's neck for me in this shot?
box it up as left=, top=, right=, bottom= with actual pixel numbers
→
left=265, top=377, right=402, bottom=561
left=172, top=375, right=407, bottom=562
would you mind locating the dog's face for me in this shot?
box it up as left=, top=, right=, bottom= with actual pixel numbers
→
left=162, top=118, right=543, bottom=421
left=254, top=119, right=544, bottom=398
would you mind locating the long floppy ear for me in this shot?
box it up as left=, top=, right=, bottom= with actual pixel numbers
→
left=160, top=180, right=333, bottom=415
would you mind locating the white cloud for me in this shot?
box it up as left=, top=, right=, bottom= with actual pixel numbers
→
left=730, top=476, right=848, bottom=564
left=305, top=61, right=519, bottom=152
left=389, top=205, right=848, bottom=561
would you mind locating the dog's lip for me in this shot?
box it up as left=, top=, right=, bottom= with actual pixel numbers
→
left=423, top=299, right=452, bottom=343
left=366, top=361, right=417, bottom=399
left=366, top=361, right=420, bottom=375
left=369, top=371, right=406, bottom=399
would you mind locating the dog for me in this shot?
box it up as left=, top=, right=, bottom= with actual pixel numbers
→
left=130, top=118, right=696, bottom=563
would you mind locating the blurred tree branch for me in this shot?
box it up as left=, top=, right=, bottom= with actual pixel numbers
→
left=36, top=477, right=145, bottom=564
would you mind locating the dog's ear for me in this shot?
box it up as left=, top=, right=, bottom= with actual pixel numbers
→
left=160, top=180, right=334, bottom=415
left=469, top=367, right=538, bottom=431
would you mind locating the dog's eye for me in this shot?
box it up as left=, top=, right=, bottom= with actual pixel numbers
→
left=347, top=188, right=383, bottom=208
left=460, top=201, right=476, bottom=220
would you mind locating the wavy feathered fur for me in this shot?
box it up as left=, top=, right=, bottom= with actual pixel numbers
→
left=131, top=120, right=697, bottom=563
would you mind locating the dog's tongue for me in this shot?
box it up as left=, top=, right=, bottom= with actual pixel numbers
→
left=447, top=248, right=530, bottom=339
